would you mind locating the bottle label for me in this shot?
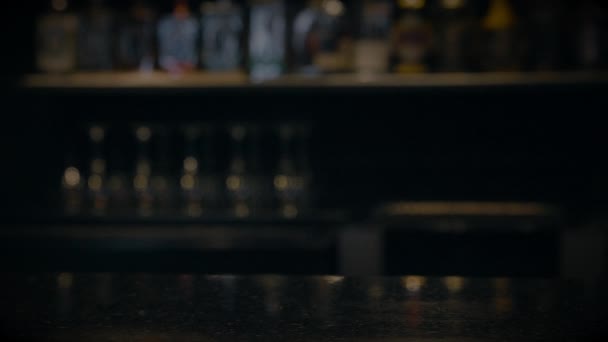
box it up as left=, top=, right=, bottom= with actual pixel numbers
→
left=394, top=14, right=432, bottom=72
left=158, top=16, right=199, bottom=72
left=37, top=14, right=78, bottom=72
left=78, top=12, right=114, bottom=70
left=249, top=1, right=285, bottom=81
left=201, top=8, right=243, bottom=71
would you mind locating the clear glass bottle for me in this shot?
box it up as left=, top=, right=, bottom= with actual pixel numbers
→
left=115, top=0, right=157, bottom=71
left=226, top=124, right=252, bottom=218
left=434, top=0, right=475, bottom=72
left=524, top=0, right=562, bottom=71
left=61, top=155, right=83, bottom=216
left=36, top=0, right=79, bottom=73
left=87, top=125, right=108, bottom=215
left=151, top=126, right=175, bottom=215
left=391, top=0, right=433, bottom=73
left=158, top=0, right=199, bottom=73
left=133, top=125, right=154, bottom=216
left=293, top=0, right=353, bottom=74
left=200, top=0, right=244, bottom=71
left=274, top=124, right=307, bottom=218
left=355, top=0, right=393, bottom=75
left=107, top=127, right=131, bottom=215
left=180, top=126, right=203, bottom=216
left=249, top=0, right=286, bottom=82
left=78, top=0, right=114, bottom=70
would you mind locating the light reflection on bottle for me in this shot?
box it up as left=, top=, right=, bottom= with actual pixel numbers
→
left=133, top=125, right=154, bottom=216
left=257, top=276, right=284, bottom=316
left=88, top=125, right=108, bottom=215
left=367, top=282, right=384, bottom=300
left=56, top=273, right=74, bottom=318
left=402, top=276, right=426, bottom=294
left=494, top=278, right=513, bottom=315
left=62, top=164, right=83, bottom=215
left=443, top=276, right=465, bottom=295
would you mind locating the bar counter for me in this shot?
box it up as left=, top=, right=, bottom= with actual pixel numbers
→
left=2, top=274, right=607, bottom=341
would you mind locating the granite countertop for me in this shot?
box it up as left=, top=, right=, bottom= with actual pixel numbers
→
left=1, top=274, right=607, bottom=341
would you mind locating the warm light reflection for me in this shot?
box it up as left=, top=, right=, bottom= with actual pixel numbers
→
left=442, top=0, right=464, bottom=9
left=380, top=202, right=553, bottom=217
left=282, top=204, right=298, bottom=219
left=89, top=126, right=105, bottom=143
left=63, top=167, right=81, bottom=188
left=134, top=174, right=149, bottom=191
left=494, top=278, right=510, bottom=295
left=402, top=276, right=426, bottom=293
left=323, top=0, right=345, bottom=16
left=399, top=0, right=426, bottom=9
left=91, top=158, right=106, bottom=174
left=226, top=175, right=242, bottom=191
left=274, top=175, right=289, bottom=190
left=52, top=0, right=68, bottom=12
left=88, top=174, right=103, bottom=191
left=183, top=156, right=198, bottom=173
left=368, top=283, right=384, bottom=299
left=135, top=126, right=152, bottom=142
left=443, top=276, right=465, bottom=294
left=494, top=278, right=513, bottom=315
left=57, top=273, right=73, bottom=289
left=180, top=174, right=196, bottom=190
left=235, top=202, right=250, bottom=218
left=325, top=275, right=345, bottom=285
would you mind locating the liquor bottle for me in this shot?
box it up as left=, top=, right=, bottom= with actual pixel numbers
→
left=151, top=126, right=176, bottom=215
left=293, top=0, right=353, bottom=74
left=78, top=0, right=114, bottom=70
left=391, top=0, right=433, bottom=73
left=523, top=0, right=562, bottom=71
left=574, top=0, right=605, bottom=70
left=115, top=0, right=157, bottom=71
left=249, top=0, right=286, bottom=82
left=36, top=0, right=78, bottom=73
left=61, top=155, right=83, bottom=216
left=355, top=0, right=393, bottom=75
left=480, top=0, right=518, bottom=71
left=87, top=125, right=108, bottom=215
left=182, top=125, right=222, bottom=216
left=200, top=0, right=244, bottom=71
left=273, top=124, right=306, bottom=218
left=247, top=125, right=272, bottom=215
left=197, top=125, right=223, bottom=213
left=180, top=126, right=203, bottom=216
left=158, top=0, right=199, bottom=73
left=133, top=125, right=154, bottom=216
left=107, top=127, right=131, bottom=215
left=295, top=124, right=314, bottom=213
left=434, top=0, right=475, bottom=72
left=226, top=125, right=252, bottom=218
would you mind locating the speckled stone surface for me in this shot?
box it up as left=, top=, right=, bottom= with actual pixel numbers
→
left=1, top=274, right=607, bottom=341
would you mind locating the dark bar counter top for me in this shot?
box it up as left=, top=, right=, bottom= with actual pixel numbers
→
left=1, top=274, right=607, bottom=341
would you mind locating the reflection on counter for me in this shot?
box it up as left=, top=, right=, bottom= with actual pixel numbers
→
left=5, top=274, right=605, bottom=340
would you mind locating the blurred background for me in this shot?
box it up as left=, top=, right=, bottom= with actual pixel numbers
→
left=0, top=0, right=606, bottom=279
